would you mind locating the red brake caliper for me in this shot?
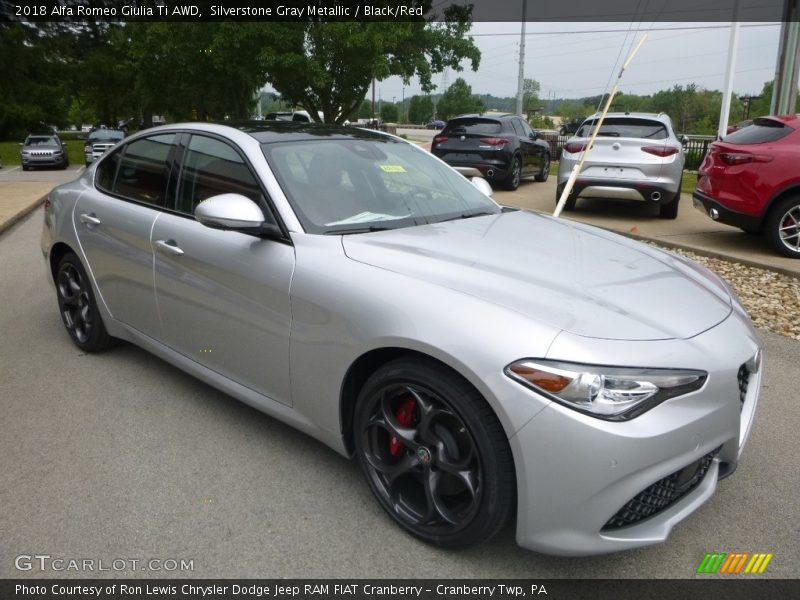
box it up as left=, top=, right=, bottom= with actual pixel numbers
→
left=389, top=398, right=417, bottom=457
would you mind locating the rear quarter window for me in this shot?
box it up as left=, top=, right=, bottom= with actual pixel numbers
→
left=444, top=119, right=502, bottom=135
left=725, top=119, right=794, bottom=144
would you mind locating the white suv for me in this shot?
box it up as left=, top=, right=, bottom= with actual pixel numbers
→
left=557, top=112, right=686, bottom=219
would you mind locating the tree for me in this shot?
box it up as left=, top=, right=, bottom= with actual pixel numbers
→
left=380, top=103, right=399, bottom=122
left=257, top=4, right=480, bottom=124
left=522, top=78, right=541, bottom=116
left=436, top=78, right=485, bottom=120
left=357, top=100, right=374, bottom=119
left=408, top=95, right=434, bottom=124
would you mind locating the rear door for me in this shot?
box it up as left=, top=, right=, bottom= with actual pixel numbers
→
left=73, top=133, right=179, bottom=339
left=151, top=133, right=295, bottom=406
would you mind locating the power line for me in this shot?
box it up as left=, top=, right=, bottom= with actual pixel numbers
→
left=469, top=23, right=779, bottom=37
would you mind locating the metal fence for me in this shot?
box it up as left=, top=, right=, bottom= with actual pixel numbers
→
left=538, top=133, right=714, bottom=171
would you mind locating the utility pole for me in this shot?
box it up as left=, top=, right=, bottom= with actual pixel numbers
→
left=718, top=4, right=740, bottom=138
left=515, top=1, right=527, bottom=116
left=771, top=0, right=800, bottom=114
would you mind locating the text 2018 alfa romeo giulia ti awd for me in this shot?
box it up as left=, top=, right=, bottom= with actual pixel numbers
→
left=41, top=123, right=762, bottom=555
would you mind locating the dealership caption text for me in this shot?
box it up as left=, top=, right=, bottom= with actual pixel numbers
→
left=16, top=584, right=548, bottom=597
left=15, top=4, right=424, bottom=18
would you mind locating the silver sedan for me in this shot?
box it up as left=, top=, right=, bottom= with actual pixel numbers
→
left=40, top=123, right=761, bottom=555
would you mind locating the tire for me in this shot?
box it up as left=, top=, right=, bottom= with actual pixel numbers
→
left=659, top=192, right=680, bottom=219
left=556, top=185, right=577, bottom=211
left=534, top=153, right=550, bottom=182
left=559, top=127, right=567, bottom=136
left=85, top=161, right=91, bottom=168
left=55, top=253, right=116, bottom=352
left=353, top=357, right=515, bottom=549
left=22, top=165, right=29, bottom=171
left=766, top=195, right=800, bottom=258
left=504, top=156, right=521, bottom=191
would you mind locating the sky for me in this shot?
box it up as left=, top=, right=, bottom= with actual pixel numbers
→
left=369, top=21, right=782, bottom=105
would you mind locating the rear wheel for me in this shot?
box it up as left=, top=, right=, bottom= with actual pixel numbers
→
left=534, top=153, right=550, bottom=182
left=55, top=253, right=116, bottom=352
left=556, top=185, right=577, bottom=211
left=659, top=192, right=680, bottom=219
left=354, top=358, right=515, bottom=548
left=504, top=156, right=521, bottom=191
left=766, top=195, right=800, bottom=258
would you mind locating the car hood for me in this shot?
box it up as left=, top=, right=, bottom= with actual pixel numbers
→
left=342, top=210, right=731, bottom=341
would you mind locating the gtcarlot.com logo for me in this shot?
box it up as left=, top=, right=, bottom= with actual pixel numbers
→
left=696, top=552, right=774, bottom=574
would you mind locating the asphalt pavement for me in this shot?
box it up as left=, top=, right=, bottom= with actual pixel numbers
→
left=1, top=205, right=799, bottom=578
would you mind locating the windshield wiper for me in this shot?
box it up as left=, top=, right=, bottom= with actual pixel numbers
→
left=323, top=225, right=393, bottom=235
left=436, top=210, right=497, bottom=223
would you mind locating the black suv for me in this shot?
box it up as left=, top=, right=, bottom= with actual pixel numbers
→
left=431, top=114, right=551, bottom=190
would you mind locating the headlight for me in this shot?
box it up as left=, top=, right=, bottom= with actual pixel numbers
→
left=505, top=359, right=707, bottom=420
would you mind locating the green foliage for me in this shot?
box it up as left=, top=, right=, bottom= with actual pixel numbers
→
left=257, top=4, right=480, bottom=124
left=523, top=79, right=541, bottom=115
left=357, top=100, right=374, bottom=119
left=436, top=78, right=485, bottom=120
left=380, top=103, right=399, bottom=122
left=555, top=101, right=591, bottom=121
left=408, top=95, right=434, bottom=124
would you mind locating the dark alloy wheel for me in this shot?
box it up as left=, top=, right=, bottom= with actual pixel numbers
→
left=505, top=156, right=521, bottom=191
left=767, top=195, right=800, bottom=258
left=55, top=253, right=115, bottom=352
left=534, top=153, right=550, bottom=182
left=354, top=358, right=515, bottom=548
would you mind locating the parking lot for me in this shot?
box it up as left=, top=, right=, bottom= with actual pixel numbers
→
left=0, top=162, right=799, bottom=578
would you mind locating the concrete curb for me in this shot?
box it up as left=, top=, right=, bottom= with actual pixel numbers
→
left=0, top=195, right=45, bottom=235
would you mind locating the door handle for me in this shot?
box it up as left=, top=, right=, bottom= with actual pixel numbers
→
left=154, top=239, right=185, bottom=256
left=79, top=213, right=101, bottom=227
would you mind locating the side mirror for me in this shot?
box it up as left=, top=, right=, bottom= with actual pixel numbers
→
left=470, top=176, right=493, bottom=198
left=680, top=134, right=689, bottom=145
left=529, top=131, right=538, bottom=140
left=195, top=193, right=279, bottom=236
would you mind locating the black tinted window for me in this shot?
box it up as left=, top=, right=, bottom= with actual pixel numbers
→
left=725, top=118, right=793, bottom=144
left=177, top=135, right=272, bottom=222
left=510, top=119, right=525, bottom=136
left=577, top=118, right=668, bottom=140
left=95, top=148, right=122, bottom=192
left=113, top=134, right=176, bottom=206
left=444, top=119, right=502, bottom=135
left=519, top=119, right=535, bottom=137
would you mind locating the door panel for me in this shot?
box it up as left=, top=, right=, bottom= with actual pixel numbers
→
left=152, top=214, right=295, bottom=405
left=73, top=189, right=161, bottom=339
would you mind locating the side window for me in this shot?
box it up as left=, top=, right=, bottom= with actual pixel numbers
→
left=519, top=119, right=535, bottom=138
left=95, top=148, right=122, bottom=192
left=510, top=119, right=525, bottom=137
left=113, top=134, right=176, bottom=206
left=176, top=135, right=275, bottom=224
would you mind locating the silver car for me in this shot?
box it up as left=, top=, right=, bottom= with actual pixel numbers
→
left=557, top=112, right=686, bottom=219
left=41, top=123, right=761, bottom=555
left=20, top=134, right=69, bottom=170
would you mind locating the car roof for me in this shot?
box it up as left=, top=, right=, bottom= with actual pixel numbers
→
left=151, top=121, right=393, bottom=144
left=586, top=111, right=673, bottom=124
left=758, top=114, right=800, bottom=125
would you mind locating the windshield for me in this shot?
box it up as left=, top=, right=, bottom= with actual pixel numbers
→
left=724, top=118, right=793, bottom=144
left=88, top=131, right=125, bottom=142
left=26, top=136, right=58, bottom=146
left=577, top=118, right=668, bottom=140
left=262, top=138, right=500, bottom=234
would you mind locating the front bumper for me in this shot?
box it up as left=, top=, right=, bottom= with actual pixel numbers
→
left=693, top=191, right=762, bottom=231
left=22, top=155, right=66, bottom=167
left=509, top=311, right=761, bottom=555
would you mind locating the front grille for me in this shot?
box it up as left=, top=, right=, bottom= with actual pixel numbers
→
left=602, top=447, right=720, bottom=531
left=29, top=151, right=53, bottom=156
left=737, top=363, right=750, bottom=412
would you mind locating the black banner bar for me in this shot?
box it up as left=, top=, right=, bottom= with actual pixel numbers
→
left=2, top=579, right=800, bottom=600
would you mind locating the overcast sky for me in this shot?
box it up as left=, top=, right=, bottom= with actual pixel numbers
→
left=371, top=21, right=781, bottom=104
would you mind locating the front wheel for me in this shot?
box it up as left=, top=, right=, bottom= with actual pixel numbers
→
left=534, top=153, right=550, bottom=182
left=55, top=253, right=116, bottom=352
left=354, top=358, right=515, bottom=548
left=766, top=195, right=800, bottom=257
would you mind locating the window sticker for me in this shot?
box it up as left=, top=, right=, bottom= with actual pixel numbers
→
left=379, top=165, right=407, bottom=173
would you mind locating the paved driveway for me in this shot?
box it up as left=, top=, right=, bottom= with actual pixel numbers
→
left=1, top=210, right=798, bottom=578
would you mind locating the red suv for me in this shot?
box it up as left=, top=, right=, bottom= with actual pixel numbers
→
left=693, top=115, right=800, bottom=257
